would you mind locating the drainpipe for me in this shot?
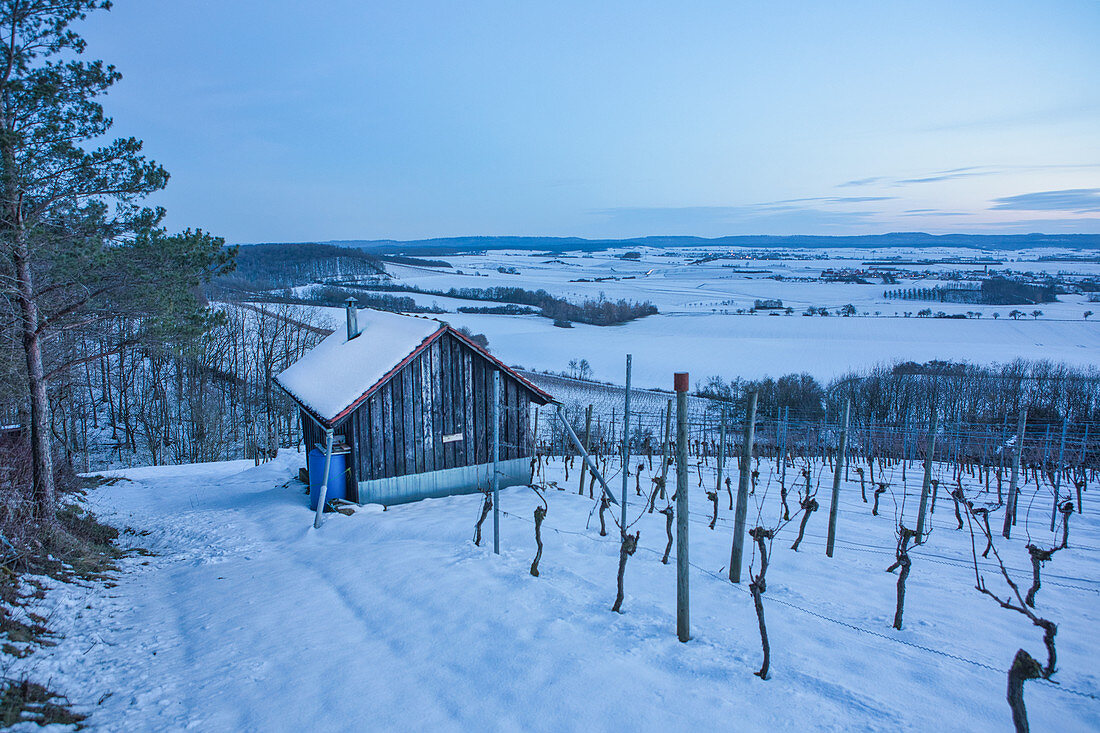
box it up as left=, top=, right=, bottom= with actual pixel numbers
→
left=313, top=428, right=334, bottom=529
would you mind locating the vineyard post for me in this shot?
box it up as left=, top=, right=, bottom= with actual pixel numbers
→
left=492, top=370, right=501, bottom=554
left=661, top=398, right=673, bottom=496
left=621, top=355, right=632, bottom=530
left=915, top=410, right=938, bottom=543
left=779, top=406, right=789, bottom=487
left=675, top=372, right=691, bottom=642
left=729, top=390, right=758, bottom=583
left=826, top=398, right=850, bottom=557
left=1080, top=423, right=1089, bottom=513
left=1050, top=419, right=1067, bottom=532
left=578, top=404, right=592, bottom=495
left=716, top=408, right=727, bottom=496
left=1003, top=408, right=1027, bottom=539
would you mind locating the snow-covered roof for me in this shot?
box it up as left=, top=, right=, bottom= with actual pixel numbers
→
left=275, top=309, right=444, bottom=424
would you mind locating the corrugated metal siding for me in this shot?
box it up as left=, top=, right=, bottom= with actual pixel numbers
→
left=357, top=457, right=533, bottom=506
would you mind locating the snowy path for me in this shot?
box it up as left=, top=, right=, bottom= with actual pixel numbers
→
left=14, top=454, right=1100, bottom=731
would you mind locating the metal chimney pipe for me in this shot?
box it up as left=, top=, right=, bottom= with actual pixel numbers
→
left=345, top=297, right=359, bottom=340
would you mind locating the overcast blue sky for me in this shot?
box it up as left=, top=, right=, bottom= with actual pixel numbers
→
left=83, top=1, right=1100, bottom=243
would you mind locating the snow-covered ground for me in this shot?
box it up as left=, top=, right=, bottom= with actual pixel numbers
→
left=13, top=453, right=1099, bottom=730
left=297, top=246, right=1100, bottom=388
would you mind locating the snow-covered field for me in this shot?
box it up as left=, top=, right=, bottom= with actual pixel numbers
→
left=310, top=245, right=1100, bottom=389
left=14, top=453, right=1099, bottom=731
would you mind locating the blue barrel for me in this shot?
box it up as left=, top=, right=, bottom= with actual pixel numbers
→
left=308, top=448, right=347, bottom=510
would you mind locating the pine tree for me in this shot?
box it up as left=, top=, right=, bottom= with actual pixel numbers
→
left=0, top=2, right=232, bottom=532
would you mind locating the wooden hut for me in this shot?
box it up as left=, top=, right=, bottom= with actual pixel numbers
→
left=275, top=301, right=553, bottom=506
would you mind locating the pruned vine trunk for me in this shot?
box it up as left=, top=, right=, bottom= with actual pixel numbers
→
left=611, top=532, right=639, bottom=613
left=1058, top=501, right=1073, bottom=550
left=1024, top=544, right=1053, bottom=608
left=530, top=505, right=546, bottom=576
left=889, top=525, right=918, bottom=630
left=1007, top=649, right=1043, bottom=733
left=748, top=527, right=773, bottom=679
left=473, top=491, right=492, bottom=546
left=790, top=497, right=818, bottom=551
left=893, top=553, right=911, bottom=630
left=660, top=506, right=674, bottom=564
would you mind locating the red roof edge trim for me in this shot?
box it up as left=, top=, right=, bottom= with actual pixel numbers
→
left=327, top=324, right=448, bottom=426
left=446, top=326, right=554, bottom=405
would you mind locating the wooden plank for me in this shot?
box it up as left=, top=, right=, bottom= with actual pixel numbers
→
left=510, top=378, right=520, bottom=460
left=420, top=349, right=435, bottom=473
left=463, top=348, right=474, bottom=467
left=451, top=338, right=464, bottom=467
left=517, top=396, right=529, bottom=458
left=382, top=381, right=394, bottom=478
left=499, top=377, right=510, bottom=460
left=451, top=337, right=466, bottom=467
left=473, top=358, right=485, bottom=465
left=430, top=339, right=443, bottom=471
left=392, top=371, right=406, bottom=477
left=300, top=408, right=318, bottom=455
left=411, top=356, right=424, bottom=474
left=370, top=394, right=383, bottom=481
left=450, top=335, right=462, bottom=467
left=348, top=411, right=361, bottom=502
left=402, top=363, right=415, bottom=475
left=440, top=334, right=453, bottom=469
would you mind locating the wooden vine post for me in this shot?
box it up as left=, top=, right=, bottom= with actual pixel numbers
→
left=729, top=391, right=758, bottom=583
left=915, top=410, right=938, bottom=543
left=1049, top=419, right=1067, bottom=533
left=826, top=398, right=850, bottom=557
left=621, top=354, right=632, bottom=530
left=675, top=372, right=690, bottom=642
left=578, top=404, right=592, bottom=495
left=716, top=408, right=727, bottom=507
left=1003, top=408, right=1027, bottom=540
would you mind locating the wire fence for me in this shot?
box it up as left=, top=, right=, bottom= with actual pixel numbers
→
left=521, top=371, right=1100, bottom=480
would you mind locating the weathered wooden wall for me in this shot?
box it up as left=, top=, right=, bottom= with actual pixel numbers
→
left=331, top=331, right=535, bottom=487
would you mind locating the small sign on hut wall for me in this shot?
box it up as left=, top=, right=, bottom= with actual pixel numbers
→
left=442, top=432, right=464, bottom=444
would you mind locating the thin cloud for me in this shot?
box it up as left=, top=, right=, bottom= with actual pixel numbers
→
left=839, top=163, right=1100, bottom=188
left=770, top=195, right=895, bottom=204
left=990, top=189, right=1100, bottom=213
left=839, top=176, right=889, bottom=188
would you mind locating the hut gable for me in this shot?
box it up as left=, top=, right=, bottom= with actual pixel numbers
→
left=275, top=307, right=553, bottom=506
left=274, top=308, right=551, bottom=428
left=274, top=309, right=442, bottom=425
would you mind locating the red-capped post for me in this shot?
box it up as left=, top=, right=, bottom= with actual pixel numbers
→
left=674, top=372, right=690, bottom=641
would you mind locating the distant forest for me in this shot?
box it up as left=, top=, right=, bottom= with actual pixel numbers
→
left=361, top=283, right=658, bottom=326
left=884, top=277, right=1057, bottom=305
left=215, top=244, right=655, bottom=326
left=218, top=243, right=450, bottom=291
